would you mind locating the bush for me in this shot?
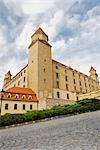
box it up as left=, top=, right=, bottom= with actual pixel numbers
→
left=0, top=98, right=100, bottom=127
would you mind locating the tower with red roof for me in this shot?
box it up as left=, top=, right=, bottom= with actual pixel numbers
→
left=3, top=71, right=12, bottom=86
left=28, top=27, right=53, bottom=100
left=89, top=66, right=99, bottom=82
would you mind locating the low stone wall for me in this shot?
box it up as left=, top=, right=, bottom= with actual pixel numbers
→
left=78, top=90, right=100, bottom=100
left=46, top=98, right=76, bottom=109
left=38, top=98, right=76, bottom=110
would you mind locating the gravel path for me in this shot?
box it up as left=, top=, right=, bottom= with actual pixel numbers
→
left=0, top=111, right=100, bottom=150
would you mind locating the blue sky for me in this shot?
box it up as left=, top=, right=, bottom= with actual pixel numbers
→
left=0, top=0, right=100, bottom=89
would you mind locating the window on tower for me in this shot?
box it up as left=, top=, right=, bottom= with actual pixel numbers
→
left=56, top=73, right=59, bottom=79
left=67, top=93, right=69, bottom=99
left=44, top=79, right=46, bottom=83
left=56, top=81, right=59, bottom=88
left=57, top=92, right=60, bottom=98
left=65, top=76, right=67, bottom=81
left=44, top=68, right=46, bottom=73
left=56, top=65, right=58, bottom=69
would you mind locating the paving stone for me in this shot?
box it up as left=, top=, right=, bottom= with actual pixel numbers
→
left=0, top=111, right=100, bottom=150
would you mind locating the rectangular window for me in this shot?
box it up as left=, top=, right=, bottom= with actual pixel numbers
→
left=56, top=81, right=59, bottom=88
left=18, top=81, right=20, bottom=86
left=23, top=85, right=25, bottom=88
left=65, top=76, right=67, bottom=81
left=24, top=77, right=25, bottom=82
left=30, top=105, right=32, bottom=110
left=77, top=96, right=79, bottom=101
left=74, top=79, right=75, bottom=84
left=5, top=104, right=8, bottom=110
left=67, top=93, right=69, bottom=99
left=74, top=86, right=76, bottom=90
left=80, top=87, right=82, bottom=93
left=14, top=104, right=17, bottom=110
left=23, top=104, right=25, bottom=110
left=56, top=65, right=58, bottom=69
left=57, top=92, right=60, bottom=98
left=56, top=73, right=59, bottom=79
left=66, top=84, right=68, bottom=90
left=43, top=68, right=46, bottom=72
left=85, top=82, right=87, bottom=87
left=44, top=79, right=46, bottom=83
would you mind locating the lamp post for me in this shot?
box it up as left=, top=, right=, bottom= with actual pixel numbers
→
left=0, top=89, right=4, bottom=116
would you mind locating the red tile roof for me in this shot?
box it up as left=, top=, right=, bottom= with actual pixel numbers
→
left=2, top=87, right=38, bottom=102
left=90, top=66, right=96, bottom=72
left=4, top=64, right=28, bottom=87
left=35, top=27, right=45, bottom=34
left=5, top=70, right=12, bottom=76
left=6, top=87, right=35, bottom=95
left=28, top=39, right=51, bottom=49
left=31, top=27, right=48, bottom=38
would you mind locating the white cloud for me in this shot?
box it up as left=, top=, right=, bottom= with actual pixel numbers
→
left=0, top=29, right=7, bottom=58
left=21, top=0, right=55, bottom=15
left=3, top=0, right=23, bottom=16
left=0, top=0, right=100, bottom=90
left=40, top=10, right=66, bottom=41
left=14, top=21, right=34, bottom=52
left=0, top=30, right=6, bottom=46
left=55, top=0, right=81, bottom=11
left=47, top=3, right=100, bottom=78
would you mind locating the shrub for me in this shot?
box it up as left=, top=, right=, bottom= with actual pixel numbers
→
left=0, top=98, right=100, bottom=127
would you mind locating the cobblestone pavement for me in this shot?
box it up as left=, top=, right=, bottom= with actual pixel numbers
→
left=0, top=111, right=100, bottom=150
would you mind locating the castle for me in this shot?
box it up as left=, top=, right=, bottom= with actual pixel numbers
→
left=3, top=27, right=100, bottom=110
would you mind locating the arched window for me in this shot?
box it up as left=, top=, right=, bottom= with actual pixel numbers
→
left=15, top=94, right=19, bottom=99
left=29, top=95, right=32, bottom=100
left=22, top=95, right=26, bottom=99
left=7, top=93, right=11, bottom=99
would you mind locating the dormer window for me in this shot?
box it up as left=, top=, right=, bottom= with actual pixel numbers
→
left=22, top=95, right=26, bottom=99
left=15, top=94, right=19, bottom=99
left=29, top=95, right=32, bottom=100
left=7, top=93, right=11, bottom=99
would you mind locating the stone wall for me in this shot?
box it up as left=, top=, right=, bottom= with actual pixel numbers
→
left=78, top=90, right=100, bottom=100
left=46, top=98, right=76, bottom=109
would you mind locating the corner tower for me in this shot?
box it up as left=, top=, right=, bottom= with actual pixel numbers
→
left=3, top=71, right=12, bottom=88
left=89, top=66, right=99, bottom=82
left=28, top=27, right=53, bottom=99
